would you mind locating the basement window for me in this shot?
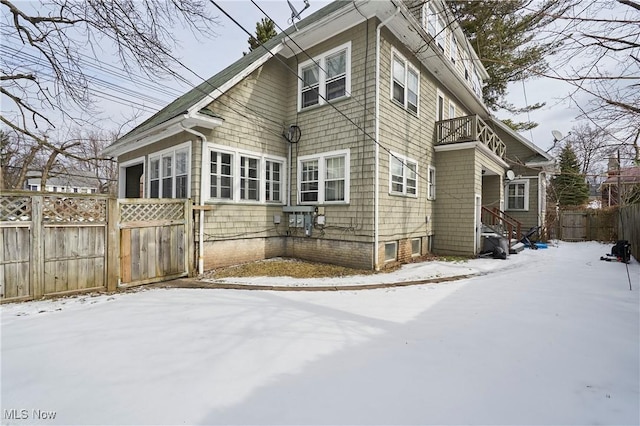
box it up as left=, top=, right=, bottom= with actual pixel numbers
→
left=385, top=242, right=398, bottom=262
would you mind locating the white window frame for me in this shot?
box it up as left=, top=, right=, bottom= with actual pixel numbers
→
left=506, top=180, right=530, bottom=211
left=298, top=149, right=350, bottom=205
left=450, top=32, right=458, bottom=63
left=390, top=49, right=420, bottom=115
left=449, top=100, right=456, bottom=120
left=147, top=143, right=191, bottom=199
left=427, top=165, right=436, bottom=201
left=298, top=42, right=351, bottom=111
left=389, top=152, right=418, bottom=198
left=206, top=144, right=286, bottom=204
left=436, top=91, right=445, bottom=122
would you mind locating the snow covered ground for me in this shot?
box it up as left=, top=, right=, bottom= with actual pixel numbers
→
left=1, top=241, right=638, bottom=425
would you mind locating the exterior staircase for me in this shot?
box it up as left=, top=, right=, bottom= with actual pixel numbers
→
left=481, top=207, right=524, bottom=255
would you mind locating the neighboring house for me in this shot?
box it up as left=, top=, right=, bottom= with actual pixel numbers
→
left=601, top=159, right=640, bottom=206
left=103, top=0, right=553, bottom=271
left=26, top=171, right=100, bottom=194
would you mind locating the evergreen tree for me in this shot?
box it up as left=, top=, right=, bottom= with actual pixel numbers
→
left=246, top=18, right=277, bottom=54
left=448, top=0, right=568, bottom=128
left=551, top=145, right=590, bottom=207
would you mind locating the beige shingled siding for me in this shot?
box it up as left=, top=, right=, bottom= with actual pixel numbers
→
left=283, top=20, right=378, bottom=244
left=375, top=29, right=438, bottom=258
left=433, top=148, right=477, bottom=255
left=482, top=175, right=502, bottom=211
left=506, top=175, right=541, bottom=231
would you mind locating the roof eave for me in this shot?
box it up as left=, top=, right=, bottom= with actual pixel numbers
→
left=102, top=113, right=224, bottom=158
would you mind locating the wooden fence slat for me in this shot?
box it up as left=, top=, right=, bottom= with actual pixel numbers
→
left=121, top=228, right=132, bottom=284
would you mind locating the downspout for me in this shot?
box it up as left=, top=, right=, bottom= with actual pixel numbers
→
left=375, top=6, right=400, bottom=270
left=181, top=124, right=208, bottom=275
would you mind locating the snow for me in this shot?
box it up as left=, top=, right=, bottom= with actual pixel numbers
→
left=1, top=241, right=638, bottom=425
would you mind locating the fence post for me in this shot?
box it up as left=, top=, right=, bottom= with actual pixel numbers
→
left=31, top=195, right=44, bottom=298
left=106, top=198, right=120, bottom=292
left=185, top=200, right=195, bottom=277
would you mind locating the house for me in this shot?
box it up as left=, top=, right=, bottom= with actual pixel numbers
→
left=103, top=0, right=553, bottom=272
left=601, top=158, right=640, bottom=206
left=26, top=171, right=101, bottom=194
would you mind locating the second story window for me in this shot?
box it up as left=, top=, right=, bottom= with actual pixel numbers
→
left=298, top=42, right=351, bottom=110
left=391, top=51, right=419, bottom=114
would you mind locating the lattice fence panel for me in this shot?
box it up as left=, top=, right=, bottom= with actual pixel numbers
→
left=0, top=196, right=32, bottom=221
left=120, top=202, right=184, bottom=223
left=43, top=196, right=107, bottom=223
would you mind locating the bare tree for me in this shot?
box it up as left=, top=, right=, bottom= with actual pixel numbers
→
left=1, top=0, right=218, bottom=181
left=535, top=0, right=639, bottom=143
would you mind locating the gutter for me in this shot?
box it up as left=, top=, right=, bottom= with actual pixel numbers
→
left=374, top=6, right=400, bottom=271
left=181, top=124, right=208, bottom=275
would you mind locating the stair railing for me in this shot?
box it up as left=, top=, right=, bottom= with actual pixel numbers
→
left=481, top=206, right=522, bottom=249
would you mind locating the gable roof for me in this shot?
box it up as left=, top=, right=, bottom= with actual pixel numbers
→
left=602, top=166, right=640, bottom=185
left=104, top=1, right=350, bottom=155
left=487, top=117, right=554, bottom=167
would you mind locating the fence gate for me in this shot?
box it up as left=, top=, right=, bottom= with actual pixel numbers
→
left=118, top=199, right=193, bottom=287
left=560, top=210, right=587, bottom=241
left=1, top=193, right=110, bottom=303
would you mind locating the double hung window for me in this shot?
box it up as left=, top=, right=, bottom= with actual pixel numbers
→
left=299, top=42, right=351, bottom=110
left=507, top=180, right=529, bottom=211
left=428, top=166, right=436, bottom=200
left=392, top=51, right=419, bottom=114
left=390, top=154, right=417, bottom=197
left=299, top=150, right=350, bottom=204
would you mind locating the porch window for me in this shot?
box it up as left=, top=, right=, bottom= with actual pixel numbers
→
left=507, top=180, right=529, bottom=211
left=428, top=166, right=436, bottom=200
left=208, top=145, right=285, bottom=204
left=149, top=158, right=160, bottom=198
left=175, top=150, right=189, bottom=198
left=210, top=151, right=233, bottom=200
left=149, top=145, right=190, bottom=198
left=390, top=153, right=417, bottom=197
left=299, top=150, right=350, bottom=204
left=240, top=156, right=259, bottom=201
left=298, top=42, right=351, bottom=110
left=391, top=51, right=419, bottom=114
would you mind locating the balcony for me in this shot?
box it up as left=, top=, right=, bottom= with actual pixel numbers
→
left=436, top=115, right=506, bottom=159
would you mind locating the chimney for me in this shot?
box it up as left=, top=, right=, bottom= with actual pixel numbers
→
left=607, top=157, right=619, bottom=176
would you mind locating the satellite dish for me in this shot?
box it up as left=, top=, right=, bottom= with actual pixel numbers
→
left=506, top=170, right=515, bottom=181
left=551, top=130, right=563, bottom=141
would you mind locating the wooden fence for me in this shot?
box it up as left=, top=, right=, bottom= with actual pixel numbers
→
left=118, top=199, right=193, bottom=287
left=556, top=208, right=618, bottom=242
left=1, top=192, right=193, bottom=303
left=619, top=204, right=640, bottom=261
